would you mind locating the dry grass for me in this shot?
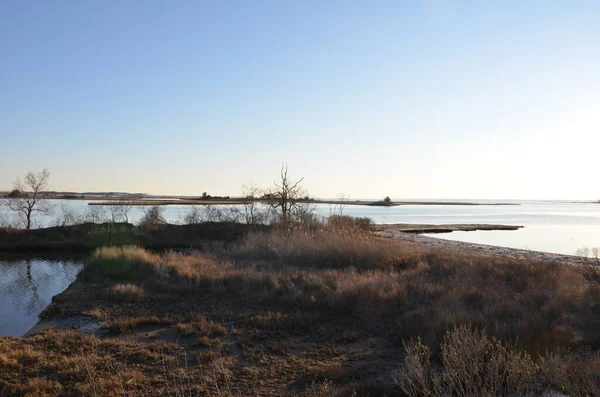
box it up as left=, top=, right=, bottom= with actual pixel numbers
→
left=0, top=330, right=241, bottom=397
left=84, top=232, right=600, bottom=354
left=7, top=225, right=600, bottom=395
left=176, top=316, right=228, bottom=338
left=107, top=316, right=176, bottom=334
left=230, top=229, right=413, bottom=269
left=109, top=283, right=145, bottom=302
left=326, top=215, right=373, bottom=233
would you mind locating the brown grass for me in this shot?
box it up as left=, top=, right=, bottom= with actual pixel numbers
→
left=107, top=316, right=175, bottom=334
left=109, top=283, right=145, bottom=302
left=0, top=330, right=239, bottom=397
left=5, top=225, right=600, bottom=395
left=84, top=232, right=600, bottom=355
left=176, top=316, right=228, bottom=338
left=230, top=228, right=412, bottom=269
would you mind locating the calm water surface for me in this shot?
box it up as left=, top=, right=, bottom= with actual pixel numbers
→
left=0, top=257, right=83, bottom=336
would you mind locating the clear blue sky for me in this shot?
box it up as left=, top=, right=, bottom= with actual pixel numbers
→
left=1, top=1, right=599, bottom=199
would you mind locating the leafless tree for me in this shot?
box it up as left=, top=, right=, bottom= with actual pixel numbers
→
left=6, top=169, right=53, bottom=230
left=85, top=206, right=108, bottom=224
left=238, top=182, right=265, bottom=225
left=108, top=204, right=133, bottom=223
left=182, top=205, right=206, bottom=224
left=266, top=165, right=312, bottom=225
left=139, top=205, right=166, bottom=226
left=55, top=203, right=83, bottom=227
left=330, top=193, right=350, bottom=216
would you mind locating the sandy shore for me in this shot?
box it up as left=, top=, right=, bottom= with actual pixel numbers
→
left=374, top=223, right=524, bottom=234
left=377, top=229, right=591, bottom=266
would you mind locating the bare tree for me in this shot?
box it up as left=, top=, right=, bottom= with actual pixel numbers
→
left=6, top=169, right=53, bottom=230
left=330, top=193, right=350, bottom=216
left=240, top=182, right=264, bottom=225
left=55, top=203, right=83, bottom=227
left=108, top=204, right=133, bottom=223
left=85, top=206, right=108, bottom=224
left=267, top=165, right=311, bottom=225
left=139, top=205, right=166, bottom=226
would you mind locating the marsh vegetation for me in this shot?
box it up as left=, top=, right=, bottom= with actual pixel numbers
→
left=2, top=218, right=600, bottom=396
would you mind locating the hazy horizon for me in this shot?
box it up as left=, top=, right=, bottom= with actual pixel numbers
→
left=2, top=1, right=599, bottom=200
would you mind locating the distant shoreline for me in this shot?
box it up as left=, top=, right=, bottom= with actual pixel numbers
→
left=1, top=193, right=520, bottom=207
left=374, top=223, right=524, bottom=234
left=84, top=199, right=520, bottom=207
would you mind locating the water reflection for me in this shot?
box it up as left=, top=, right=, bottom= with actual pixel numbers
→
left=0, top=256, right=83, bottom=336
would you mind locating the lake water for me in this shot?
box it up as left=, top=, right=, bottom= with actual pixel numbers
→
left=0, top=256, right=83, bottom=336
left=1, top=199, right=599, bottom=255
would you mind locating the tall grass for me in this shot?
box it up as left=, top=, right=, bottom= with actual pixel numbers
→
left=38, top=224, right=600, bottom=394
left=230, top=228, right=411, bottom=270
left=85, top=231, right=600, bottom=356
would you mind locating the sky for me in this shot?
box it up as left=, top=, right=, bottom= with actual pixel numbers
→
left=1, top=1, right=599, bottom=200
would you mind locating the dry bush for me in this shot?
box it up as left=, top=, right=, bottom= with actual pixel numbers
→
left=394, top=326, right=600, bottom=397
left=392, top=338, right=441, bottom=397
left=139, top=205, right=166, bottom=226
left=109, top=283, right=145, bottom=302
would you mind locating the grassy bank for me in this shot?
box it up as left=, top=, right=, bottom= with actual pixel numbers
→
left=1, top=223, right=600, bottom=396
left=0, top=222, right=268, bottom=251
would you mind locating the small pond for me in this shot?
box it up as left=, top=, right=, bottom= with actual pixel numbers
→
left=0, top=256, right=84, bottom=336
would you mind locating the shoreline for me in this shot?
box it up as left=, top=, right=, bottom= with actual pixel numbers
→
left=374, top=223, right=524, bottom=234
left=87, top=199, right=520, bottom=207
left=0, top=193, right=520, bottom=207
left=376, top=229, right=590, bottom=266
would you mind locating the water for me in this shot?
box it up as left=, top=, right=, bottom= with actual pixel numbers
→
left=324, top=201, right=600, bottom=255
left=0, top=256, right=83, bottom=336
left=1, top=199, right=599, bottom=255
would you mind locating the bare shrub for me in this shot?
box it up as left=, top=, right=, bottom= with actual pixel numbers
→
left=394, top=326, right=586, bottom=397
left=183, top=205, right=207, bottom=224
left=239, top=182, right=266, bottom=225
left=139, top=205, right=166, bottom=226
left=576, top=247, right=600, bottom=270
left=392, top=338, right=441, bottom=397
left=182, top=205, right=225, bottom=224
left=108, top=204, right=132, bottom=223
left=55, top=203, right=83, bottom=226
left=85, top=205, right=108, bottom=224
